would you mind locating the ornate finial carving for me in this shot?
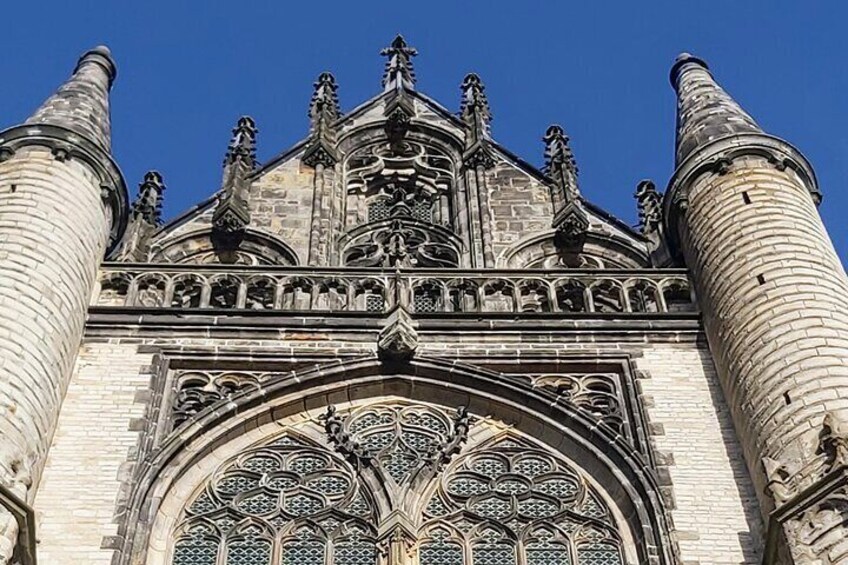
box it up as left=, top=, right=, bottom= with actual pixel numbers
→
left=377, top=306, right=418, bottom=362
left=384, top=89, right=416, bottom=152
left=322, top=405, right=374, bottom=467
left=553, top=202, right=590, bottom=253
left=381, top=35, right=417, bottom=92
left=116, top=171, right=166, bottom=261
left=303, top=72, right=340, bottom=168
left=635, top=179, right=663, bottom=235
left=309, top=72, right=340, bottom=127
left=434, top=406, right=470, bottom=469
left=763, top=456, right=794, bottom=506
left=817, top=413, right=848, bottom=474
left=213, top=116, right=256, bottom=243
left=223, top=116, right=257, bottom=170
left=460, top=74, right=491, bottom=138
left=544, top=125, right=580, bottom=209
left=460, top=73, right=496, bottom=169
left=132, top=171, right=165, bottom=226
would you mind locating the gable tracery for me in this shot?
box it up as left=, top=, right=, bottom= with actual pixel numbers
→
left=341, top=139, right=463, bottom=268
left=165, top=401, right=627, bottom=565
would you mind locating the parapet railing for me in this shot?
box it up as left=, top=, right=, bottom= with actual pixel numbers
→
left=95, top=263, right=697, bottom=315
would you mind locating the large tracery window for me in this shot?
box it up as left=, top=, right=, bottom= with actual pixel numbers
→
left=167, top=402, right=626, bottom=565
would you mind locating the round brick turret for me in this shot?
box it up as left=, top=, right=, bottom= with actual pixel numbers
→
left=665, top=54, right=848, bottom=560
left=0, top=46, right=127, bottom=561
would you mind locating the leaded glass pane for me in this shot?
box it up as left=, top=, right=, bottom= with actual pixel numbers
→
left=578, top=543, right=622, bottom=565
left=236, top=492, right=277, bottom=515
left=420, top=537, right=463, bottom=565
left=365, top=294, right=384, bottom=313
left=173, top=535, right=218, bottom=565
left=413, top=288, right=440, bottom=313
left=517, top=497, right=559, bottom=518
left=334, top=537, right=377, bottom=565
left=368, top=200, right=390, bottom=222
left=472, top=542, right=516, bottom=565
left=242, top=456, right=280, bottom=474
left=226, top=537, right=271, bottom=565
left=471, top=497, right=512, bottom=520
left=280, top=535, right=324, bottom=565
left=527, top=545, right=571, bottom=565
left=284, top=492, right=325, bottom=516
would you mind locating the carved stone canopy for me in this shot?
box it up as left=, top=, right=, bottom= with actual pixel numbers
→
left=553, top=201, right=590, bottom=254
left=377, top=305, right=418, bottom=362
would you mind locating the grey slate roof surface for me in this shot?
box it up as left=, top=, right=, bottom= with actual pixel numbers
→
left=671, top=53, right=762, bottom=167
left=25, top=46, right=116, bottom=152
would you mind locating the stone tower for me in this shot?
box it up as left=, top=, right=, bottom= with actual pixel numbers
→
left=666, top=54, right=848, bottom=562
left=0, top=47, right=127, bottom=561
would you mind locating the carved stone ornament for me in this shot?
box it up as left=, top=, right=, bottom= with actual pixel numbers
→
left=433, top=405, right=469, bottom=470
left=762, top=415, right=848, bottom=563
left=817, top=412, right=848, bottom=474
left=384, top=90, right=416, bottom=150
left=321, top=405, right=375, bottom=467
left=763, top=456, right=794, bottom=507
left=634, top=179, right=662, bottom=235
left=377, top=306, right=418, bottom=362
left=553, top=201, right=590, bottom=252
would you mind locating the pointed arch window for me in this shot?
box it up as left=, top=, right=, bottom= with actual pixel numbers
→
left=167, top=403, right=627, bottom=565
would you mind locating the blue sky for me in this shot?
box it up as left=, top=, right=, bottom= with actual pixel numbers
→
left=2, top=1, right=846, bottom=260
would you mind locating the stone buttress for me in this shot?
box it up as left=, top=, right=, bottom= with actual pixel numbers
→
left=666, top=54, right=848, bottom=563
left=0, top=47, right=127, bottom=562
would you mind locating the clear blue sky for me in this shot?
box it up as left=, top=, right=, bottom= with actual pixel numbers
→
left=2, top=1, right=846, bottom=260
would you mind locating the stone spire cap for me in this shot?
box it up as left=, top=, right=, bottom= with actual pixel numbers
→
left=26, top=45, right=117, bottom=152
left=670, top=52, right=762, bottom=167
left=381, top=34, right=417, bottom=92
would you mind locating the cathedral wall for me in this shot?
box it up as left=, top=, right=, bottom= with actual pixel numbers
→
left=35, top=324, right=762, bottom=565
left=34, top=342, right=154, bottom=565
left=485, top=160, right=552, bottom=259
left=249, top=157, right=315, bottom=262
left=636, top=344, right=764, bottom=563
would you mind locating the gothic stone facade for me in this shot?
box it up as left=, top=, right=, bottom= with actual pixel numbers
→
left=0, top=39, right=847, bottom=565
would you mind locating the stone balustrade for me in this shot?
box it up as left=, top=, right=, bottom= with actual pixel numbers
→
left=96, top=263, right=696, bottom=315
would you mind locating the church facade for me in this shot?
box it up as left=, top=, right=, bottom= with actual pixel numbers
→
left=0, top=37, right=847, bottom=565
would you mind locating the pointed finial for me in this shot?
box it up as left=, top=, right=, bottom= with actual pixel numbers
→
left=381, top=34, right=417, bottom=92
left=75, top=45, right=117, bottom=88
left=309, top=72, right=340, bottom=129
left=223, top=116, right=258, bottom=170
left=116, top=170, right=164, bottom=261
left=669, top=52, right=708, bottom=88
left=670, top=52, right=761, bottom=166
left=214, top=116, right=256, bottom=241
left=459, top=73, right=495, bottom=169
left=303, top=72, right=340, bottom=168
left=543, top=125, right=580, bottom=206
left=131, top=171, right=166, bottom=225
left=26, top=45, right=118, bottom=151
left=634, top=179, right=662, bottom=235
left=460, top=73, right=492, bottom=137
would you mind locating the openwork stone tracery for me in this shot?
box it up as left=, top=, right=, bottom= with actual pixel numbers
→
left=168, top=402, right=626, bottom=565
left=342, top=140, right=462, bottom=268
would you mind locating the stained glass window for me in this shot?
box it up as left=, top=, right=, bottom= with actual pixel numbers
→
left=169, top=403, right=626, bottom=565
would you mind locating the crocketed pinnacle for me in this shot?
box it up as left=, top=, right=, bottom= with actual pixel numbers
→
left=543, top=125, right=579, bottom=204
left=26, top=45, right=117, bottom=152
left=131, top=171, right=166, bottom=225
left=670, top=53, right=762, bottom=167
left=223, top=116, right=258, bottom=171
left=381, top=35, right=417, bottom=92
left=309, top=72, right=340, bottom=131
left=460, top=73, right=492, bottom=141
